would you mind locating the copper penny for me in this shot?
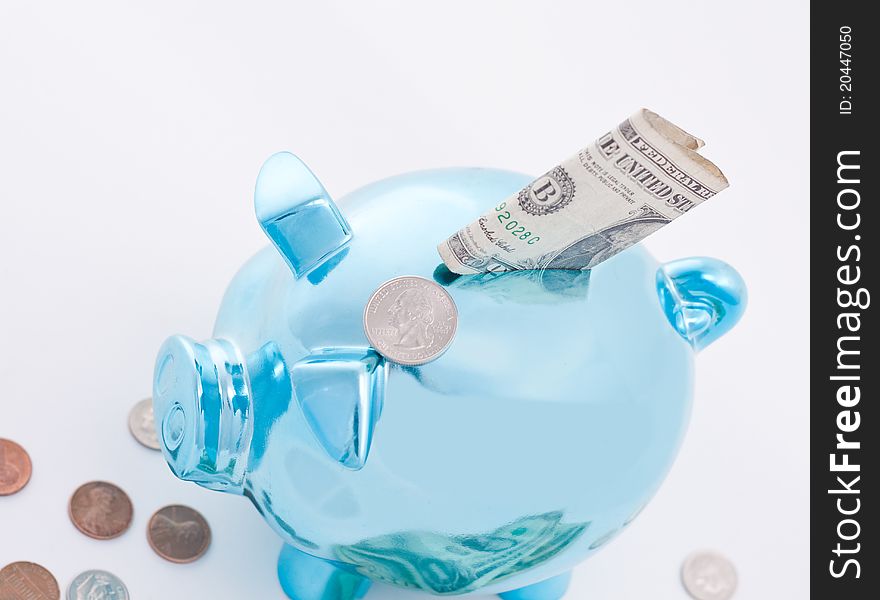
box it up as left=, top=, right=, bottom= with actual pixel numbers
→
left=68, top=481, right=133, bottom=540
left=0, top=439, right=32, bottom=496
left=0, top=561, right=60, bottom=600
left=147, top=504, right=211, bottom=563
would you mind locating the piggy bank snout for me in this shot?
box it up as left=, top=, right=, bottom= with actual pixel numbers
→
left=153, top=335, right=253, bottom=492
left=656, top=257, right=747, bottom=351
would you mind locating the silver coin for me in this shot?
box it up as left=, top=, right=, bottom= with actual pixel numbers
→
left=67, top=569, right=128, bottom=600
left=682, top=551, right=738, bottom=600
left=363, top=276, right=458, bottom=366
left=128, top=397, right=160, bottom=450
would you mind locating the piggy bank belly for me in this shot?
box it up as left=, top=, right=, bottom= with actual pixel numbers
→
left=213, top=168, right=694, bottom=595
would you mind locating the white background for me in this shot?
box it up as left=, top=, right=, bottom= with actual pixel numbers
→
left=0, top=1, right=809, bottom=598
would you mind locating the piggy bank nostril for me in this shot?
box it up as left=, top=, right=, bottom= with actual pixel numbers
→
left=163, top=403, right=186, bottom=451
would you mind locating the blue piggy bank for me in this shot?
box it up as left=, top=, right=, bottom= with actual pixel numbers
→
left=153, top=153, right=746, bottom=600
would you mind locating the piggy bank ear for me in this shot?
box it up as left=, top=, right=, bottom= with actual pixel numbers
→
left=254, top=152, right=352, bottom=279
left=290, top=348, right=387, bottom=470
left=656, top=257, right=747, bottom=351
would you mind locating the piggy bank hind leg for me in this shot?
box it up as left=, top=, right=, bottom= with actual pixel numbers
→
left=278, top=544, right=371, bottom=600
left=498, top=572, right=572, bottom=600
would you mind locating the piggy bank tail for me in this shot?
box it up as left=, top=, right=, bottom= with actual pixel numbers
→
left=657, top=257, right=747, bottom=351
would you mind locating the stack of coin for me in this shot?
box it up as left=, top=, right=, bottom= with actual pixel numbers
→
left=0, top=398, right=217, bottom=599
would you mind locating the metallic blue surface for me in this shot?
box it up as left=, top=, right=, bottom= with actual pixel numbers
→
left=657, top=257, right=747, bottom=351
left=278, top=544, right=371, bottom=600
left=498, top=572, right=571, bottom=600
left=152, top=154, right=746, bottom=599
left=291, top=348, right=386, bottom=470
left=256, top=152, right=352, bottom=279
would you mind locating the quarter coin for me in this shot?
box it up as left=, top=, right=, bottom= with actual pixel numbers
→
left=0, top=561, right=60, bottom=600
left=682, top=550, right=738, bottom=600
left=147, top=504, right=211, bottom=563
left=128, top=397, right=161, bottom=450
left=0, top=438, right=32, bottom=496
left=68, top=481, right=133, bottom=540
left=67, top=570, right=128, bottom=600
left=363, top=276, right=458, bottom=366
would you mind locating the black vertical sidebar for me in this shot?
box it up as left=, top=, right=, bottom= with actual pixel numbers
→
left=812, top=2, right=877, bottom=598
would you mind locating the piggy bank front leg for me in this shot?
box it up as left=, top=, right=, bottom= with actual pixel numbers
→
left=498, top=571, right=572, bottom=600
left=277, top=544, right=371, bottom=600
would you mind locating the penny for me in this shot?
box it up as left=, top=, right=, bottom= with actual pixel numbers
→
left=67, top=570, right=128, bottom=600
left=363, top=276, right=458, bottom=366
left=682, top=550, right=738, bottom=600
left=147, top=505, right=211, bottom=563
left=0, top=561, right=60, bottom=600
left=68, top=481, right=133, bottom=540
left=128, top=397, right=161, bottom=450
left=0, top=438, right=32, bottom=496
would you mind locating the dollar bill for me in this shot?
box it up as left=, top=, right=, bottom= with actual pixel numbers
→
left=438, top=109, right=729, bottom=274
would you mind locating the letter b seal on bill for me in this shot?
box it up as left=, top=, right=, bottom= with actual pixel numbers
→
left=518, top=166, right=576, bottom=216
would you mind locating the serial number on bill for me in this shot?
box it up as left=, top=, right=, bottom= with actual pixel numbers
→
left=839, top=26, right=853, bottom=115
